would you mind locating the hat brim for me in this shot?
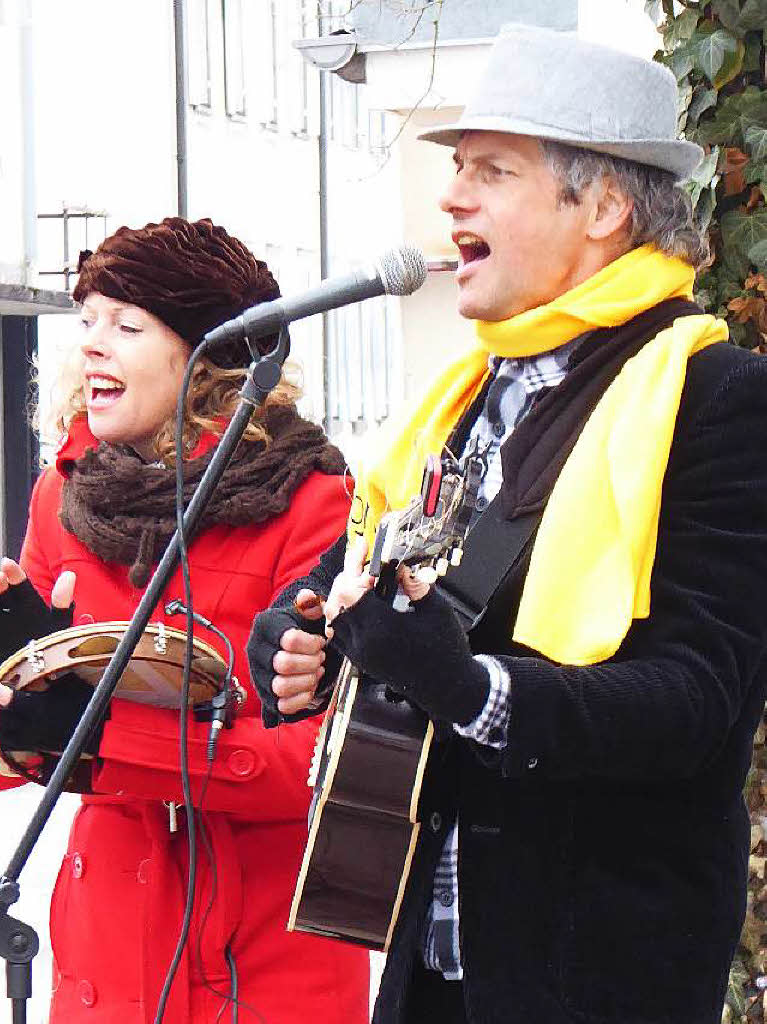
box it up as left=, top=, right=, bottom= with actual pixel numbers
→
left=418, top=117, right=704, bottom=181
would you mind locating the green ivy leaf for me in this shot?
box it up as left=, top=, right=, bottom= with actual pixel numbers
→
left=721, top=208, right=767, bottom=270
left=644, top=0, right=664, bottom=25
left=663, top=8, right=700, bottom=48
left=695, top=87, right=767, bottom=147
left=745, top=160, right=767, bottom=188
left=745, top=125, right=767, bottom=162
left=737, top=0, right=767, bottom=32
left=678, top=81, right=694, bottom=131
left=714, top=0, right=767, bottom=35
left=695, top=29, right=745, bottom=89
left=711, top=0, right=742, bottom=33
left=686, top=85, right=718, bottom=130
left=693, top=186, right=717, bottom=232
left=688, top=146, right=720, bottom=187
left=749, top=239, right=767, bottom=272
left=667, top=44, right=696, bottom=82
left=743, top=33, right=762, bottom=73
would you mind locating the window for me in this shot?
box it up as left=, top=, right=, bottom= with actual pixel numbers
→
left=326, top=283, right=395, bottom=430
left=289, top=0, right=311, bottom=136
left=187, top=0, right=212, bottom=109
left=222, top=0, right=246, bottom=117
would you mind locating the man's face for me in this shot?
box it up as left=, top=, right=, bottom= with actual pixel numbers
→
left=439, top=131, right=595, bottom=322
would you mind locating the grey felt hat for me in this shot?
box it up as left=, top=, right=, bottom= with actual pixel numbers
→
left=419, top=24, right=703, bottom=180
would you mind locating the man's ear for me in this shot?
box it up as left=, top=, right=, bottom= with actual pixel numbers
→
left=585, top=176, right=633, bottom=243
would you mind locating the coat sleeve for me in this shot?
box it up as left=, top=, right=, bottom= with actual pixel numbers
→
left=493, top=356, right=767, bottom=782
left=19, top=469, right=59, bottom=604
left=91, top=472, right=352, bottom=818
left=0, top=470, right=63, bottom=792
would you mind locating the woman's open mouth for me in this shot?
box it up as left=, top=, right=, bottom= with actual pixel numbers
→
left=87, top=375, right=126, bottom=409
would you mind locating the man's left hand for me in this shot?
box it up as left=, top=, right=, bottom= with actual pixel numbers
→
left=330, top=581, right=491, bottom=726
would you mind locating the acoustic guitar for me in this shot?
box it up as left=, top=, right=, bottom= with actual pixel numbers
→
left=288, top=448, right=483, bottom=951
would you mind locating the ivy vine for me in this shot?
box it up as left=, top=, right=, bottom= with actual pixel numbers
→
left=649, top=0, right=767, bottom=350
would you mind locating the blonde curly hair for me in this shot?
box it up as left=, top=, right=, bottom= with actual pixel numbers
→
left=40, top=340, right=301, bottom=465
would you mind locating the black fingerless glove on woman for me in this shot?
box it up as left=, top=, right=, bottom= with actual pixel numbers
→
left=330, top=587, right=491, bottom=726
left=0, top=673, right=104, bottom=755
left=247, top=604, right=342, bottom=728
left=0, top=578, right=74, bottom=663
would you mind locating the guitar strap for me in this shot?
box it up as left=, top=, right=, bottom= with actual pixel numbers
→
left=437, top=298, right=703, bottom=632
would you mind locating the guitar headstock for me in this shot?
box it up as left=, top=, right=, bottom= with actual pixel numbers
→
left=368, top=447, right=483, bottom=585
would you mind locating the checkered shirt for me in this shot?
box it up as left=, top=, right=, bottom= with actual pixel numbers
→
left=421, top=338, right=580, bottom=979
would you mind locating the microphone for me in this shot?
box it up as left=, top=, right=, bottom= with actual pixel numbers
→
left=203, top=244, right=428, bottom=348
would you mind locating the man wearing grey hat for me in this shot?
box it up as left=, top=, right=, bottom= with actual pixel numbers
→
left=249, top=25, right=767, bottom=1024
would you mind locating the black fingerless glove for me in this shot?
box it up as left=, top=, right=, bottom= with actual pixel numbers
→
left=330, top=587, right=491, bottom=726
left=247, top=604, right=342, bottom=729
left=0, top=578, right=74, bottom=663
left=0, top=673, right=105, bottom=756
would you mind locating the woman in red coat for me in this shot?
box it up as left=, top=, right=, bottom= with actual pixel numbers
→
left=0, top=219, right=369, bottom=1023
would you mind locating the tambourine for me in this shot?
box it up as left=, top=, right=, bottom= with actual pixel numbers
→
left=0, top=621, right=230, bottom=709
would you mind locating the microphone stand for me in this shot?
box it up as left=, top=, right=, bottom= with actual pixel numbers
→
left=0, top=326, right=289, bottom=1023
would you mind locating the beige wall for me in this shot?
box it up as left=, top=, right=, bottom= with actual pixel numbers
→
left=395, top=115, right=475, bottom=403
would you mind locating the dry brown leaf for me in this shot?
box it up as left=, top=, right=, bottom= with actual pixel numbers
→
left=723, top=147, right=750, bottom=196
left=727, top=296, right=766, bottom=324
left=746, top=186, right=764, bottom=213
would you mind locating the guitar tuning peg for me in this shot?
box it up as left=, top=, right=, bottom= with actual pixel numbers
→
left=416, top=565, right=438, bottom=585
left=451, top=547, right=463, bottom=566
left=436, top=557, right=449, bottom=577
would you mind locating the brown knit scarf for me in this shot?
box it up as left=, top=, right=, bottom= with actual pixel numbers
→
left=60, top=404, right=347, bottom=587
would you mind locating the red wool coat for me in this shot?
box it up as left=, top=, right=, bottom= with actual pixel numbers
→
left=6, top=418, right=368, bottom=1024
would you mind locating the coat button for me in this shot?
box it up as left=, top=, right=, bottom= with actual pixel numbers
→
left=228, top=749, right=256, bottom=778
left=137, top=859, right=150, bottom=885
left=527, top=757, right=538, bottom=770
left=78, top=980, right=97, bottom=1007
left=429, top=812, right=442, bottom=832
left=71, top=853, right=85, bottom=879
left=438, top=889, right=454, bottom=908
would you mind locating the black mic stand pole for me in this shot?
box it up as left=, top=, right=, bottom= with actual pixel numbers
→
left=0, top=327, right=289, bottom=1023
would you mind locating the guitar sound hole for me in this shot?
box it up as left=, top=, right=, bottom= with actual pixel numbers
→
left=383, top=686, right=405, bottom=704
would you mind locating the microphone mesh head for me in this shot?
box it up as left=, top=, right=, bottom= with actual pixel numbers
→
left=377, top=245, right=428, bottom=296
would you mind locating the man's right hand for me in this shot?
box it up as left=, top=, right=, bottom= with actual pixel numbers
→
left=247, top=589, right=335, bottom=727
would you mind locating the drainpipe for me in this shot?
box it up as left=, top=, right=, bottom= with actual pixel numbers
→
left=173, top=0, right=189, bottom=218
left=319, top=67, right=330, bottom=431
left=19, top=0, right=36, bottom=286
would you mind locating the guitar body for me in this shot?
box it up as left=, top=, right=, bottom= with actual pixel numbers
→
left=288, top=659, right=434, bottom=951
left=288, top=448, right=481, bottom=951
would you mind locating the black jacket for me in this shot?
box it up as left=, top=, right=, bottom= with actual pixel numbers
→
left=252, top=341, right=767, bottom=1024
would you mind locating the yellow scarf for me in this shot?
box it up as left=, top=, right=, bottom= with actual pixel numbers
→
left=349, top=245, right=728, bottom=665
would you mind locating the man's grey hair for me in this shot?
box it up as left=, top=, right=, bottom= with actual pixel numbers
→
left=540, top=140, right=710, bottom=271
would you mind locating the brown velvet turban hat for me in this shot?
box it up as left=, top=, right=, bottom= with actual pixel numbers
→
left=73, top=217, right=281, bottom=367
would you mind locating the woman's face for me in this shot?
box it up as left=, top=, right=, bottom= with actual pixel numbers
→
left=78, top=292, right=190, bottom=458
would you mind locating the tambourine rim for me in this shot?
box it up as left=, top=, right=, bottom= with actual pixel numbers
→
left=0, top=619, right=226, bottom=679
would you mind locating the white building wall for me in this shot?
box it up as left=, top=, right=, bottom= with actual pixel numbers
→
left=0, top=0, right=30, bottom=284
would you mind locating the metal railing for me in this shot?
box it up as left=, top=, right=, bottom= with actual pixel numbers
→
left=37, top=205, right=108, bottom=292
